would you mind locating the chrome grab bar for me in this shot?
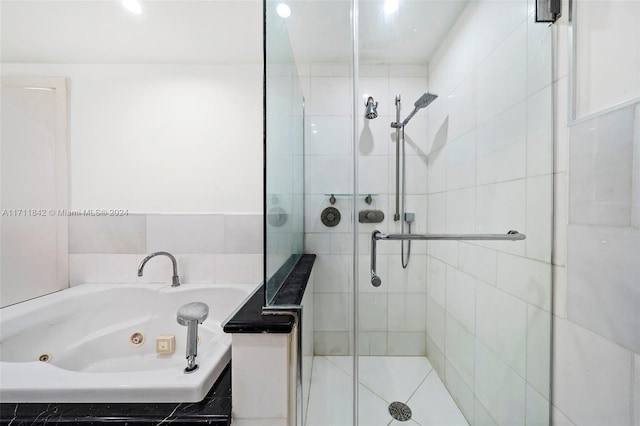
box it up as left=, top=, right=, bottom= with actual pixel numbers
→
left=370, top=230, right=526, bottom=287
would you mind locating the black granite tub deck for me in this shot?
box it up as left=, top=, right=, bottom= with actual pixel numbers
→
left=0, top=363, right=231, bottom=426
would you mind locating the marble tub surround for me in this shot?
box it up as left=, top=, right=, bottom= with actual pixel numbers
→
left=69, top=213, right=263, bottom=286
left=0, top=363, right=232, bottom=426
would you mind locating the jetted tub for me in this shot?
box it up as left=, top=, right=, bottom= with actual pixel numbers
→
left=0, top=283, right=256, bottom=403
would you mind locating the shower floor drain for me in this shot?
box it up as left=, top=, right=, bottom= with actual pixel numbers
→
left=388, top=401, right=412, bottom=422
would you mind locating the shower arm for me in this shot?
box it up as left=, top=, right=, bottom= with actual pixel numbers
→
left=370, top=230, right=526, bottom=286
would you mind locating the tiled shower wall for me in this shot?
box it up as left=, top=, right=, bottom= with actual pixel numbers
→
left=549, top=0, right=640, bottom=421
left=422, top=2, right=553, bottom=425
left=69, top=214, right=262, bottom=287
left=301, top=63, right=431, bottom=356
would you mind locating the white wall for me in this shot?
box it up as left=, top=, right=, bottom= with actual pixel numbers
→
left=2, top=64, right=263, bottom=214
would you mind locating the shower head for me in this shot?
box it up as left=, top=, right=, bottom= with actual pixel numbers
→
left=365, top=96, right=378, bottom=119
left=414, top=92, right=438, bottom=109
left=401, top=92, right=438, bottom=126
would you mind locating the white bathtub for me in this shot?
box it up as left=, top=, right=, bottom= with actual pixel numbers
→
left=0, top=282, right=256, bottom=403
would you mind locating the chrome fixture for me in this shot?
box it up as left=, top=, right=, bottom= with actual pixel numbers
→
left=371, top=230, right=526, bottom=286
left=365, top=96, right=378, bottom=119
left=137, top=251, right=181, bottom=287
left=177, top=302, right=209, bottom=373
left=390, top=92, right=438, bottom=269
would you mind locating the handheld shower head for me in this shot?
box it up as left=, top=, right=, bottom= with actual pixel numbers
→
left=401, top=92, right=438, bottom=126
left=414, top=92, right=438, bottom=109
left=365, top=96, right=378, bottom=119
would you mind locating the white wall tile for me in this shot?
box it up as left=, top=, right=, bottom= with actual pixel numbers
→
left=551, top=405, right=575, bottom=426
left=427, top=193, right=447, bottom=233
left=526, top=175, right=553, bottom=262
left=527, top=304, right=551, bottom=398
left=527, top=86, right=553, bottom=177
left=427, top=148, right=447, bottom=194
left=475, top=0, right=529, bottom=64
left=96, top=254, right=140, bottom=283
left=427, top=256, right=447, bottom=307
left=387, top=253, right=427, bottom=294
left=527, top=14, right=553, bottom=96
left=387, top=332, right=425, bottom=355
left=446, top=266, right=476, bottom=333
left=146, top=214, right=226, bottom=254
left=552, top=265, right=568, bottom=319
left=426, top=335, right=445, bottom=380
left=446, top=187, right=475, bottom=233
left=552, top=171, right=568, bottom=267
left=315, top=254, right=351, bottom=293
left=388, top=294, right=426, bottom=332
left=459, top=243, right=497, bottom=286
left=554, top=78, right=569, bottom=174
left=448, top=77, right=477, bottom=143
left=567, top=224, right=640, bottom=353
left=445, top=314, right=475, bottom=389
left=574, top=1, right=640, bottom=116
left=225, top=215, right=263, bottom=254
left=176, top=254, right=215, bottom=283
left=307, top=76, right=350, bottom=116
left=314, top=293, right=351, bottom=332
left=552, top=318, right=633, bottom=426
left=569, top=106, right=635, bottom=227
left=525, top=384, right=550, bottom=426
left=444, top=360, right=475, bottom=423
left=214, top=254, right=261, bottom=284
left=232, top=334, right=289, bottom=420
left=427, top=295, right=446, bottom=353
left=69, top=215, right=146, bottom=254
left=305, top=156, right=351, bottom=195
left=633, top=104, right=640, bottom=228
left=359, top=294, right=388, bottom=332
left=475, top=340, right=526, bottom=426
left=496, top=252, right=551, bottom=311
left=446, top=3, right=478, bottom=92
left=476, top=281, right=528, bottom=377
left=358, top=332, right=388, bottom=356
left=476, top=22, right=527, bottom=124
left=446, top=130, right=476, bottom=191
left=314, top=332, right=349, bottom=356
left=306, top=116, right=351, bottom=157
left=634, top=354, right=640, bottom=426
left=69, top=254, right=98, bottom=286
left=476, top=101, right=527, bottom=185
left=476, top=180, right=527, bottom=257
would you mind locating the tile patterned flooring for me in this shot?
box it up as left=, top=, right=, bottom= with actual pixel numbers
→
left=305, top=356, right=469, bottom=426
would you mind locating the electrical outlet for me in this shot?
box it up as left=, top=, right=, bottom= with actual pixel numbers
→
left=155, top=335, right=175, bottom=354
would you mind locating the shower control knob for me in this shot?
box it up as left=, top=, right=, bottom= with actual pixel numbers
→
left=321, top=207, right=341, bottom=227
left=359, top=209, right=384, bottom=223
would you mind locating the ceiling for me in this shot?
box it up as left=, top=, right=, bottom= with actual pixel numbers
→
left=1, top=0, right=466, bottom=65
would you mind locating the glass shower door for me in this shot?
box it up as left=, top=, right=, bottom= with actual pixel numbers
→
left=355, top=0, right=554, bottom=425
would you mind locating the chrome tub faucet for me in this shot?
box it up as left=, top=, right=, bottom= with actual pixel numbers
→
left=137, top=251, right=181, bottom=287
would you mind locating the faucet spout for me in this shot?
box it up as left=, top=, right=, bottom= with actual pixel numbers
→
left=137, top=251, right=181, bottom=287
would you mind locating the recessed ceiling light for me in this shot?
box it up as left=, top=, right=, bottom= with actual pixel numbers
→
left=276, top=3, right=291, bottom=18
left=122, top=0, right=142, bottom=14
left=384, top=0, right=399, bottom=15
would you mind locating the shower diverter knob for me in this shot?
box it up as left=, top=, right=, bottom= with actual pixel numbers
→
left=359, top=209, right=384, bottom=223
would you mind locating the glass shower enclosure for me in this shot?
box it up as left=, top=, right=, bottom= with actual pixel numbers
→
left=265, top=0, right=554, bottom=424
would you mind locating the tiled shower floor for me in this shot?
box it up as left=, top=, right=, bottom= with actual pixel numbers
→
left=305, top=356, right=469, bottom=426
